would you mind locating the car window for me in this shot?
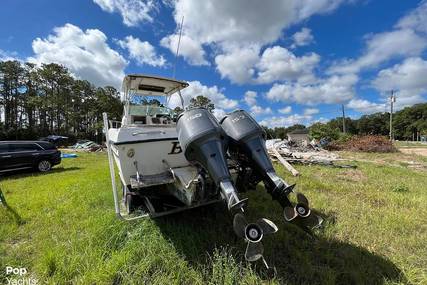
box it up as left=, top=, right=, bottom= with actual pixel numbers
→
left=0, top=144, right=10, bottom=153
left=37, top=142, right=56, bottom=150
left=10, top=143, right=41, bottom=152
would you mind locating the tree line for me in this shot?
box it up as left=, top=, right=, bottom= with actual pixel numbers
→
left=0, top=60, right=123, bottom=142
left=264, top=103, right=427, bottom=141
left=1, top=59, right=425, bottom=143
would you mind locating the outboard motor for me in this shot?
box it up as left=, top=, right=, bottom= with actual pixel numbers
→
left=221, top=110, right=322, bottom=229
left=178, top=108, right=279, bottom=267
left=220, top=110, right=294, bottom=207
left=176, top=108, right=246, bottom=211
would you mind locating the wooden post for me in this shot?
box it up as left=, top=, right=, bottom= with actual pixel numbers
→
left=271, top=147, right=299, bottom=176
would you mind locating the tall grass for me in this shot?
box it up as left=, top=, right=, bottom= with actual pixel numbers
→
left=1, top=152, right=426, bottom=284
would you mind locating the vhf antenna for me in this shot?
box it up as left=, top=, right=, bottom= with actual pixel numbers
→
left=172, top=16, right=184, bottom=79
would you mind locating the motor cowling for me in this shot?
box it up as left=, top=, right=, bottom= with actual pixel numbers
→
left=220, top=110, right=293, bottom=207
left=177, top=108, right=245, bottom=210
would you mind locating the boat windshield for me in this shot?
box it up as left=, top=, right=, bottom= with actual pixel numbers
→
left=128, top=104, right=175, bottom=117
left=125, top=93, right=177, bottom=126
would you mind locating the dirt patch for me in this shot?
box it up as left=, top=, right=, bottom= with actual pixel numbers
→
left=337, top=169, right=367, bottom=182
left=399, top=148, right=427, bottom=157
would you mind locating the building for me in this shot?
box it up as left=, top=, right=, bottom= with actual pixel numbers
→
left=287, top=129, right=309, bottom=144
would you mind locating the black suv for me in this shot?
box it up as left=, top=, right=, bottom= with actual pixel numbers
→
left=0, top=141, right=61, bottom=173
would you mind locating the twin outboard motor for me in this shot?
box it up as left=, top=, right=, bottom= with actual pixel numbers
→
left=177, top=108, right=246, bottom=211
left=220, top=110, right=295, bottom=208
left=177, top=107, right=320, bottom=269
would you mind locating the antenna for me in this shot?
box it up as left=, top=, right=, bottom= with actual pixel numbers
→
left=172, top=16, right=184, bottom=78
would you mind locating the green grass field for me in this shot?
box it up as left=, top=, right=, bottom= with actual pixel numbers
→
left=1, top=151, right=426, bottom=284
left=394, top=141, right=427, bottom=148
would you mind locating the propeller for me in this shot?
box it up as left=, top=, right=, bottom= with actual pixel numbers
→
left=283, top=192, right=323, bottom=229
left=233, top=213, right=278, bottom=267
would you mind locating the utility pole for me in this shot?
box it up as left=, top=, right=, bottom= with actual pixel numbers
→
left=389, top=90, right=396, bottom=141
left=341, top=104, right=346, bottom=134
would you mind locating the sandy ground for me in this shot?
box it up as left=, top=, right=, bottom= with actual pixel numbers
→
left=399, top=147, right=427, bottom=157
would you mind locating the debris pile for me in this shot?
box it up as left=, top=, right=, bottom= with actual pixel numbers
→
left=265, top=139, right=353, bottom=176
left=266, top=139, right=339, bottom=161
left=70, top=140, right=104, bottom=152
left=326, top=135, right=396, bottom=153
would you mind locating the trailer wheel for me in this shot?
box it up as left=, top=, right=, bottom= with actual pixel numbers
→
left=126, top=193, right=138, bottom=214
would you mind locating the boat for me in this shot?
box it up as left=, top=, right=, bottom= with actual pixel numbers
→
left=103, top=74, right=321, bottom=268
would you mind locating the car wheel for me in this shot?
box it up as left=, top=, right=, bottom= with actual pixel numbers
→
left=38, top=160, right=52, bottom=172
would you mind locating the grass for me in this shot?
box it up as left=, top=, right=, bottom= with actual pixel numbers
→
left=394, top=141, right=427, bottom=148
left=1, top=151, right=426, bottom=284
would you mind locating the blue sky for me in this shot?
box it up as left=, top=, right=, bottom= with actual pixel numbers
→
left=1, top=0, right=426, bottom=127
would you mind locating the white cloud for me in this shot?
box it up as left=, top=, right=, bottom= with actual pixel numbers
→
left=259, top=114, right=312, bottom=128
left=250, top=105, right=273, bottom=116
left=117, top=36, right=165, bottom=67
left=396, top=1, right=427, bottom=34
left=347, top=98, right=385, bottom=114
left=215, top=46, right=320, bottom=84
left=215, top=47, right=259, bottom=84
left=266, top=73, right=358, bottom=105
left=279, top=106, right=292, bottom=114
left=29, top=23, right=127, bottom=88
left=165, top=0, right=351, bottom=66
left=303, top=108, right=319, bottom=115
left=329, top=2, right=427, bottom=75
left=93, top=0, right=157, bottom=27
left=170, top=0, right=348, bottom=49
left=256, top=46, right=319, bottom=83
left=291, top=27, right=314, bottom=48
left=160, top=34, right=208, bottom=66
left=168, top=81, right=238, bottom=112
left=0, top=49, right=19, bottom=61
left=243, top=91, right=258, bottom=106
left=373, top=57, right=427, bottom=94
left=392, top=95, right=426, bottom=110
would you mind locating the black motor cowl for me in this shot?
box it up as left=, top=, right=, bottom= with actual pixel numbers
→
left=220, top=110, right=292, bottom=207
left=220, top=110, right=274, bottom=182
left=177, top=108, right=231, bottom=186
left=177, top=108, right=246, bottom=210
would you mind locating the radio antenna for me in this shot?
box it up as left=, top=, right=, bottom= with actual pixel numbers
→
left=172, top=16, right=184, bottom=79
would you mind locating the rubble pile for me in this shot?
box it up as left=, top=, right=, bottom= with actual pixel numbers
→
left=326, top=135, right=396, bottom=153
left=266, top=139, right=339, bottom=161
left=70, top=140, right=104, bottom=152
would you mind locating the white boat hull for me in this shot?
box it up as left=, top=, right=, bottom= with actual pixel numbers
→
left=108, top=126, right=190, bottom=187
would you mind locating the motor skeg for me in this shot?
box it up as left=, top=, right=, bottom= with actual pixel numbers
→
left=177, top=108, right=231, bottom=186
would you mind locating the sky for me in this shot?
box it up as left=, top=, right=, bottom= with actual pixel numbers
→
left=1, top=0, right=426, bottom=127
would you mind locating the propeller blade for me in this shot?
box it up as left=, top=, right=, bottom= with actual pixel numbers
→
left=257, top=218, right=278, bottom=235
left=303, top=213, right=324, bottom=228
left=245, top=241, right=264, bottom=262
left=296, top=192, right=309, bottom=207
left=233, top=213, right=248, bottom=239
left=284, top=207, right=298, bottom=221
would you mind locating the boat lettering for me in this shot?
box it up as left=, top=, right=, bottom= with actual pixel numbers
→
left=168, top=141, right=183, bottom=154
